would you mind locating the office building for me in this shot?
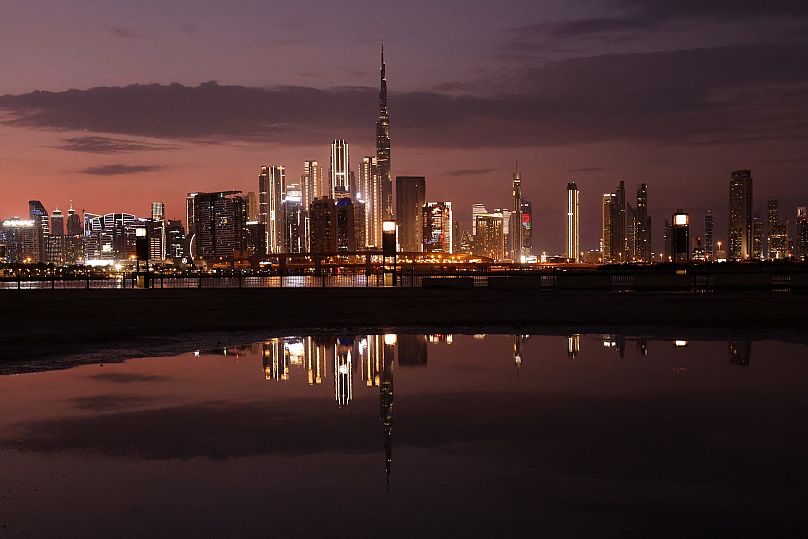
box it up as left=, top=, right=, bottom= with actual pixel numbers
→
left=663, top=219, right=672, bottom=261
left=65, top=202, right=83, bottom=264
left=165, top=220, right=185, bottom=260
left=377, top=46, right=392, bottom=220
left=48, top=208, right=65, bottom=264
left=335, top=197, right=358, bottom=252
left=797, top=207, right=808, bottom=260
left=753, top=212, right=764, bottom=260
left=520, top=199, right=533, bottom=255
left=28, top=200, right=49, bottom=262
left=309, top=197, right=338, bottom=253
left=511, top=170, right=522, bottom=260
left=635, top=183, right=651, bottom=262
left=302, top=160, right=324, bottom=211
left=244, top=192, right=259, bottom=223
left=704, top=211, right=714, bottom=260
left=330, top=140, right=351, bottom=199
left=728, top=169, right=753, bottom=261
left=359, top=156, right=382, bottom=248
left=192, top=191, right=245, bottom=260
left=422, top=202, right=453, bottom=254
left=395, top=176, right=426, bottom=252
left=767, top=199, right=788, bottom=259
left=609, top=181, right=626, bottom=262
left=602, top=193, right=615, bottom=262
left=284, top=183, right=305, bottom=253
left=259, top=165, right=286, bottom=254
left=1, top=218, right=39, bottom=263
left=625, top=202, right=636, bottom=261
left=566, top=182, right=579, bottom=262
left=151, top=202, right=164, bottom=222
left=471, top=203, right=488, bottom=236
left=474, top=214, right=505, bottom=260
left=671, top=210, right=690, bottom=263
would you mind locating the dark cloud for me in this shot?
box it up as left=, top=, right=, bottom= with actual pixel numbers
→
left=110, top=25, right=140, bottom=39
left=89, top=372, right=172, bottom=384
left=56, top=136, right=176, bottom=154
left=446, top=168, right=497, bottom=177
left=1, top=40, right=807, bottom=150
left=80, top=164, right=165, bottom=176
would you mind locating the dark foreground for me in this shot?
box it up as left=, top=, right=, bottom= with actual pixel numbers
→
left=2, top=288, right=807, bottom=363
left=0, top=333, right=806, bottom=538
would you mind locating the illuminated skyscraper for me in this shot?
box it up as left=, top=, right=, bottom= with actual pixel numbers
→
left=471, top=203, right=487, bottom=236
left=797, top=207, right=808, bottom=260
left=309, top=197, right=338, bottom=253
left=753, top=211, right=764, bottom=260
left=635, top=183, right=651, bottom=262
left=566, top=182, right=579, bottom=262
left=302, top=160, right=324, bottom=211
left=48, top=208, right=65, bottom=264
left=767, top=199, right=788, bottom=259
left=192, top=191, right=245, bottom=260
left=336, top=197, right=359, bottom=252
left=149, top=201, right=166, bottom=261
left=520, top=199, right=533, bottom=255
left=610, top=181, right=626, bottom=262
left=728, top=169, right=753, bottom=261
left=151, top=202, right=165, bottom=222
left=422, top=202, right=453, bottom=254
left=704, top=211, right=714, bottom=260
left=330, top=140, right=351, bottom=199
left=395, top=176, right=426, bottom=252
left=359, top=156, right=382, bottom=248
left=259, top=165, right=286, bottom=254
left=377, top=45, right=392, bottom=220
left=602, top=193, right=614, bottom=262
left=245, top=192, right=259, bottom=223
left=511, top=169, right=522, bottom=260
left=165, top=220, right=185, bottom=259
left=284, top=183, right=305, bottom=253
left=28, top=200, right=49, bottom=263
left=474, top=214, right=505, bottom=260
left=671, top=210, right=690, bottom=263
left=1, top=218, right=38, bottom=263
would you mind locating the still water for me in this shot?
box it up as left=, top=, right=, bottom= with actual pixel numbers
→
left=1, top=333, right=807, bottom=537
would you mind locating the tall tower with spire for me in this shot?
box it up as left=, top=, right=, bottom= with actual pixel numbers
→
left=511, top=165, right=523, bottom=261
left=376, top=45, right=392, bottom=220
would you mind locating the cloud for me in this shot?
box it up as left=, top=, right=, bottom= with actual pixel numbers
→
left=80, top=164, right=165, bottom=175
left=110, top=25, right=140, bottom=39
left=56, top=136, right=176, bottom=154
left=1, top=39, right=807, bottom=150
left=446, top=168, right=497, bottom=177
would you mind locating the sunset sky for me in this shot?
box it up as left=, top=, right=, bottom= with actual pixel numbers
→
left=1, top=0, right=807, bottom=253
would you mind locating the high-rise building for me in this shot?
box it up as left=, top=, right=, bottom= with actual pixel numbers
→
left=377, top=45, right=392, bottom=220
left=330, top=140, right=351, bottom=199
left=335, top=197, right=358, bottom=252
left=151, top=202, right=165, bottom=222
left=422, top=202, right=453, bottom=254
left=471, top=204, right=488, bottom=236
left=358, top=156, right=382, bottom=248
left=1, top=218, right=39, bottom=263
left=185, top=193, right=198, bottom=256
left=149, top=201, right=166, bottom=261
left=625, top=202, right=636, bottom=261
left=728, top=169, right=753, bottom=261
left=473, top=214, right=505, bottom=260
left=48, top=208, right=65, bottom=264
left=752, top=212, right=764, bottom=260
left=259, top=165, right=286, bottom=254
left=601, top=193, right=614, bottom=263
left=704, top=211, right=714, bottom=260
left=511, top=170, right=522, bottom=260
left=244, top=192, right=259, bottom=223
left=566, top=182, right=579, bottom=262
left=671, top=210, right=690, bottom=263
left=395, top=176, right=426, bottom=252
left=767, top=199, right=789, bottom=259
left=302, top=160, right=324, bottom=211
left=309, top=197, right=338, bottom=253
left=65, top=202, right=84, bottom=264
left=165, top=220, right=185, bottom=260
left=634, top=184, right=651, bottom=262
left=66, top=201, right=82, bottom=236
left=28, top=200, right=49, bottom=263
left=663, top=219, right=672, bottom=261
left=284, top=184, right=305, bottom=254
left=795, top=207, right=808, bottom=260
left=520, top=199, right=533, bottom=255
left=459, top=229, right=472, bottom=254
left=609, top=181, right=626, bottom=262
left=192, top=191, right=245, bottom=260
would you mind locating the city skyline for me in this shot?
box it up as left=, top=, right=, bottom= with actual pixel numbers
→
left=1, top=2, right=807, bottom=254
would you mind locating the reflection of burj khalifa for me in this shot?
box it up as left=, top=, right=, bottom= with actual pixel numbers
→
left=380, top=336, right=395, bottom=487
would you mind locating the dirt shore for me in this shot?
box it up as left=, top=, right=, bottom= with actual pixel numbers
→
left=1, top=288, right=806, bottom=367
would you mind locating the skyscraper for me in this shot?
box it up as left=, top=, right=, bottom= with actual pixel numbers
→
left=359, top=156, right=382, bottom=248
left=377, top=45, right=392, bottom=220
left=704, top=211, right=714, bottom=260
left=520, top=199, right=533, bottom=255
left=635, top=183, right=651, bottom=262
left=395, top=176, right=426, bottom=252
left=610, top=181, right=626, bottom=262
left=511, top=169, right=522, bottom=260
left=566, top=182, right=579, bottom=262
left=48, top=208, right=65, bottom=264
left=330, top=140, right=351, bottom=199
left=284, top=183, right=305, bottom=253
left=728, top=169, right=753, bottom=261
left=474, top=214, right=505, bottom=260
left=753, top=211, right=764, bottom=260
left=422, top=202, right=453, bottom=254
left=471, top=203, right=488, bottom=236
left=259, top=165, right=286, bottom=254
left=1, top=218, right=38, bottom=263
left=193, top=191, right=245, bottom=260
left=767, top=199, right=788, bottom=259
left=309, top=197, right=338, bottom=253
left=28, top=200, right=49, bottom=263
left=150, top=201, right=166, bottom=261
left=797, top=207, right=808, bottom=260
left=151, top=202, right=165, bottom=222
left=302, top=160, right=324, bottom=211
left=601, top=193, right=614, bottom=262
left=671, top=210, right=690, bottom=263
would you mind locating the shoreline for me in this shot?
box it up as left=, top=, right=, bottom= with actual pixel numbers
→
left=2, top=288, right=806, bottom=371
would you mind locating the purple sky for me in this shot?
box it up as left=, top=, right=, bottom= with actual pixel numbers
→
left=1, top=0, right=807, bottom=253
